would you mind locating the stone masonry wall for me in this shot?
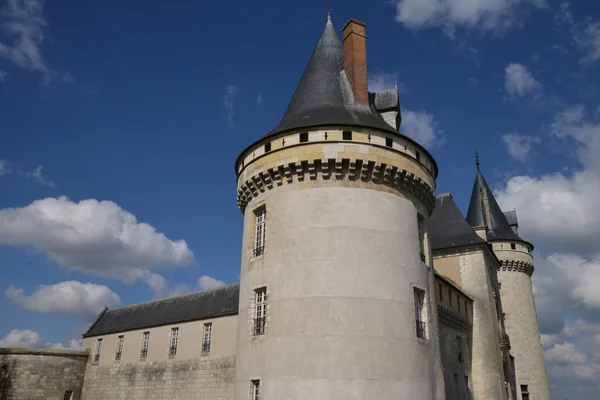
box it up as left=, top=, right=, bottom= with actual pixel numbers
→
left=80, top=355, right=235, bottom=400
left=0, top=348, right=88, bottom=400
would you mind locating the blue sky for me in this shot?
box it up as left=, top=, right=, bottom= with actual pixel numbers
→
left=1, top=0, right=600, bottom=397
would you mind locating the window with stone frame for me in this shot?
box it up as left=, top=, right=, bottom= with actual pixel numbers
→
left=251, top=379, right=261, bottom=400
left=140, top=331, right=150, bottom=359
left=202, top=323, right=212, bottom=353
left=93, top=338, right=102, bottom=364
left=63, top=390, right=74, bottom=400
left=253, top=287, right=267, bottom=336
left=169, top=327, right=179, bottom=356
left=115, top=335, right=124, bottom=361
left=253, top=207, right=266, bottom=257
left=520, top=385, right=529, bottom=400
left=417, top=213, right=426, bottom=262
left=413, top=287, right=427, bottom=339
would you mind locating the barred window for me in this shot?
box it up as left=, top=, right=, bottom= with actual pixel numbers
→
left=115, top=335, right=124, bottom=361
left=63, top=390, right=74, bottom=400
left=169, top=327, right=179, bottom=356
left=414, top=287, right=427, bottom=339
left=254, top=287, right=267, bottom=336
left=140, top=331, right=150, bottom=359
left=93, top=338, right=103, bottom=364
left=202, top=323, right=212, bottom=353
left=254, top=207, right=266, bottom=257
left=251, top=380, right=261, bottom=400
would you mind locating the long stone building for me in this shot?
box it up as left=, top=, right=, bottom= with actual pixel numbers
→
left=0, top=11, right=549, bottom=400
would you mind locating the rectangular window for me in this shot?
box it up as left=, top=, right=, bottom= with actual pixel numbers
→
left=343, top=130, right=352, bottom=140
left=115, top=335, right=124, bottom=361
left=264, top=142, right=271, bottom=153
left=169, top=327, right=179, bottom=356
left=254, top=287, right=267, bottom=336
left=251, top=380, right=261, bottom=400
left=413, top=287, right=427, bottom=339
left=202, top=323, right=212, bottom=353
left=63, top=390, right=74, bottom=400
left=448, top=288, right=453, bottom=307
left=511, top=243, right=516, bottom=250
left=93, top=338, right=103, bottom=364
left=416, top=151, right=421, bottom=162
left=464, top=300, right=468, bottom=314
left=299, top=132, right=308, bottom=143
left=386, top=137, right=393, bottom=147
left=438, top=283, right=443, bottom=301
left=140, top=331, right=150, bottom=359
left=417, top=213, right=426, bottom=262
left=254, top=207, right=266, bottom=257
left=457, top=336, right=464, bottom=363
left=458, top=297, right=461, bottom=312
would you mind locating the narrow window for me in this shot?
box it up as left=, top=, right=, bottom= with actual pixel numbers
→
left=264, top=142, right=271, bottom=153
left=169, top=327, right=179, bottom=356
left=511, top=243, right=516, bottom=250
left=464, top=300, right=468, bottom=314
left=438, top=283, right=443, bottom=301
left=140, top=331, right=150, bottom=359
left=417, top=213, right=426, bottom=262
left=254, top=207, right=266, bottom=257
left=299, top=132, right=308, bottom=143
left=386, top=137, right=393, bottom=147
left=416, top=151, right=421, bottom=162
left=63, top=390, right=74, bottom=400
left=521, top=385, right=529, bottom=400
left=115, top=335, right=124, bottom=361
left=458, top=297, right=461, bottom=312
left=251, top=380, right=261, bottom=400
left=448, top=288, right=453, bottom=307
left=254, top=287, right=267, bottom=336
left=93, top=338, right=103, bottom=364
left=202, top=323, right=212, bottom=353
left=343, top=130, right=352, bottom=140
left=457, top=336, right=464, bottom=363
left=413, top=287, right=427, bottom=339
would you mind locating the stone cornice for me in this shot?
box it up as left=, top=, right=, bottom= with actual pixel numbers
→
left=498, top=259, right=535, bottom=277
left=236, top=158, right=435, bottom=214
left=437, top=306, right=472, bottom=334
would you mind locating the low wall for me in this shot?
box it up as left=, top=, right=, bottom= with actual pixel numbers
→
left=80, top=355, right=235, bottom=400
left=0, top=348, right=88, bottom=400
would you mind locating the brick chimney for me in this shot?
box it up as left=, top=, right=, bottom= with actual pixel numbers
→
left=342, top=19, right=368, bottom=104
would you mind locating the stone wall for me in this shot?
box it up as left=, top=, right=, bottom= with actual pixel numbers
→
left=80, top=355, right=235, bottom=400
left=0, top=348, right=88, bottom=400
left=438, top=310, right=473, bottom=400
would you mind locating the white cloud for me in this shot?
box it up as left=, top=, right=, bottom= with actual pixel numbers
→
left=400, top=108, right=444, bottom=148
left=46, top=338, right=81, bottom=351
left=6, top=281, right=121, bottom=316
left=577, top=21, right=600, bottom=65
left=222, top=84, right=239, bottom=128
left=0, top=196, right=195, bottom=279
left=256, top=92, right=263, bottom=107
left=0, top=329, right=40, bottom=347
left=501, top=133, right=540, bottom=160
left=545, top=342, right=587, bottom=364
left=393, top=0, right=546, bottom=36
left=0, top=159, right=10, bottom=175
left=198, top=275, right=226, bottom=291
left=22, top=164, right=54, bottom=187
left=368, top=72, right=398, bottom=93
left=504, top=62, right=541, bottom=97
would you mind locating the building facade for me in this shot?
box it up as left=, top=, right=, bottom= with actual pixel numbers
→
left=1, top=12, right=549, bottom=400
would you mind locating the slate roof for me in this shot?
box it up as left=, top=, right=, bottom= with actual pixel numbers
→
left=429, top=193, right=486, bottom=250
left=83, top=283, right=239, bottom=338
left=266, top=19, right=398, bottom=137
left=465, top=166, right=531, bottom=246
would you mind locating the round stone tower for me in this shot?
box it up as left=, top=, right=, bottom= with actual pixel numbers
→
left=466, top=162, right=550, bottom=400
left=233, top=15, right=445, bottom=400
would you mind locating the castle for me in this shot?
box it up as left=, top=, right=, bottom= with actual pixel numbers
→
left=0, top=13, right=550, bottom=400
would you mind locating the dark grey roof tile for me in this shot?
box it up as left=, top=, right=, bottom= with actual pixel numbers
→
left=430, top=193, right=486, bottom=250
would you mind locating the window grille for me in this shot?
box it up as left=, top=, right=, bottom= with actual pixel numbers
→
left=254, top=287, right=267, bottom=336
left=202, top=323, right=212, bottom=353
left=63, top=390, right=74, bottom=400
left=254, top=208, right=266, bottom=257
left=417, top=213, right=426, bottom=262
left=140, top=332, right=150, bottom=359
left=251, top=380, right=261, bottom=400
left=414, top=287, right=427, bottom=339
left=93, top=338, right=103, bottom=364
left=115, top=335, right=124, bottom=361
left=169, top=327, right=179, bottom=356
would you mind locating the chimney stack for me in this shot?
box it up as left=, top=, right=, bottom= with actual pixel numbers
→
left=342, top=19, right=368, bottom=104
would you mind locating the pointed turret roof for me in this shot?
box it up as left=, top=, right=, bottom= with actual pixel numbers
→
left=466, top=163, right=531, bottom=246
left=267, top=19, right=395, bottom=136
left=430, top=193, right=485, bottom=250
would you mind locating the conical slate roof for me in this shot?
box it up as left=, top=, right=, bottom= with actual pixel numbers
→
left=430, top=193, right=486, bottom=250
left=466, top=165, right=529, bottom=244
left=267, top=19, right=395, bottom=137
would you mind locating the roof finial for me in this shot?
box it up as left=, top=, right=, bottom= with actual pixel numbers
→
left=475, top=149, right=480, bottom=169
left=328, top=0, right=331, bottom=21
